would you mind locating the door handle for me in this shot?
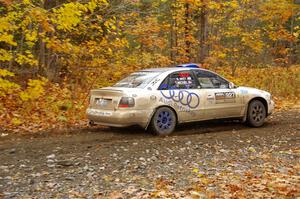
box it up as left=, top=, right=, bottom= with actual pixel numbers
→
left=207, top=94, right=214, bottom=100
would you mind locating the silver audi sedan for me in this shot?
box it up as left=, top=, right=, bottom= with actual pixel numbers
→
left=86, top=64, right=275, bottom=136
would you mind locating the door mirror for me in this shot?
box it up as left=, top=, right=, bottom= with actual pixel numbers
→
left=229, top=82, right=235, bottom=89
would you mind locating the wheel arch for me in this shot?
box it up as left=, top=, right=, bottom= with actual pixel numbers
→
left=243, top=97, right=268, bottom=122
left=247, top=96, right=269, bottom=116
left=248, top=97, right=268, bottom=114
left=145, top=105, right=178, bottom=130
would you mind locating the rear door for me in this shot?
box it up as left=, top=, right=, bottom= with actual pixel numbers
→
left=192, top=70, right=243, bottom=119
left=158, top=70, right=206, bottom=122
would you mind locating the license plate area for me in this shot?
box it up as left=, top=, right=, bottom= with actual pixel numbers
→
left=94, top=98, right=113, bottom=109
left=89, top=109, right=112, bottom=117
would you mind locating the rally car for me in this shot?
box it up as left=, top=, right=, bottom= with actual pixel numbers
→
left=86, top=64, right=274, bottom=136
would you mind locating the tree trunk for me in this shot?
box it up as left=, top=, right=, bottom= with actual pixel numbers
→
left=289, top=6, right=296, bottom=66
left=170, top=11, right=176, bottom=63
left=174, top=15, right=178, bottom=64
left=199, top=1, right=207, bottom=64
left=39, top=42, right=45, bottom=75
left=184, top=2, right=191, bottom=62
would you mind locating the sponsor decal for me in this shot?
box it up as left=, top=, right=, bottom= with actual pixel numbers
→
left=88, top=109, right=112, bottom=116
left=160, top=90, right=200, bottom=109
left=151, top=78, right=160, bottom=86
left=240, top=89, right=248, bottom=94
left=178, top=72, right=190, bottom=78
left=159, top=97, right=190, bottom=112
left=150, top=95, right=156, bottom=100
left=174, top=75, right=193, bottom=88
left=215, top=92, right=236, bottom=104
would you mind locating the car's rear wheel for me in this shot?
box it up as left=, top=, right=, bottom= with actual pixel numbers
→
left=247, top=100, right=266, bottom=127
left=151, top=107, right=176, bottom=136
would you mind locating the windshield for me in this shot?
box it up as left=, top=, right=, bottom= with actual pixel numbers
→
left=113, top=71, right=161, bottom=88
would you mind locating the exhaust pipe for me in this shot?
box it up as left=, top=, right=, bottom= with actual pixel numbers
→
left=89, top=120, right=95, bottom=126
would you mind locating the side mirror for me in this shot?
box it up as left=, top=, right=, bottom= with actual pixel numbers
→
left=229, top=82, right=235, bottom=89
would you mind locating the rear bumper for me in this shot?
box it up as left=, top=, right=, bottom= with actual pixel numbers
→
left=86, top=108, right=152, bottom=128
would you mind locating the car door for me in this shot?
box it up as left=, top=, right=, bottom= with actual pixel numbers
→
left=193, top=69, right=243, bottom=119
left=158, top=70, right=206, bottom=122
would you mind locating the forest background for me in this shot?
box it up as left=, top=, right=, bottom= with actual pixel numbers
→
left=0, top=0, right=299, bottom=133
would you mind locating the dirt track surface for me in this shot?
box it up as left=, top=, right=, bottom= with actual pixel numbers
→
left=0, top=109, right=299, bottom=198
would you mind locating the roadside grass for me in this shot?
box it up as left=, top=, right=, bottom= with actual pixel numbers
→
left=0, top=66, right=299, bottom=133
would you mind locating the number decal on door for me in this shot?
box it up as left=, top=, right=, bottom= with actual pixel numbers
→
left=215, top=92, right=236, bottom=104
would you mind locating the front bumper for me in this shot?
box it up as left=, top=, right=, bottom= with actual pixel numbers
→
left=268, top=100, right=275, bottom=115
left=86, top=108, right=151, bottom=128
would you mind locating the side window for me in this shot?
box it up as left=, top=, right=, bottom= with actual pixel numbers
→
left=194, top=70, right=229, bottom=89
left=159, top=71, right=198, bottom=90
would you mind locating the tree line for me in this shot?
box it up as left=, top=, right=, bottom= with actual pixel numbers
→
left=0, top=0, right=299, bottom=83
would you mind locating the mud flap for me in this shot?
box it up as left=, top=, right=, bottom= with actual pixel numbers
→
left=144, top=109, right=156, bottom=130
left=242, top=106, right=248, bottom=122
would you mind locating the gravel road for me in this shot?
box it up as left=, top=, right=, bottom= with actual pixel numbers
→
left=0, top=109, right=299, bottom=198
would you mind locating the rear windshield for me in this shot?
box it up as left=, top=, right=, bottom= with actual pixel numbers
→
left=113, top=71, right=161, bottom=88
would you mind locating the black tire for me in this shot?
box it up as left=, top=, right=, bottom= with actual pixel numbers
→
left=247, top=100, right=266, bottom=127
left=150, top=107, right=177, bottom=136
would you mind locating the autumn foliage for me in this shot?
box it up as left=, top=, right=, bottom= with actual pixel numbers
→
left=0, top=66, right=299, bottom=133
left=0, top=0, right=300, bottom=133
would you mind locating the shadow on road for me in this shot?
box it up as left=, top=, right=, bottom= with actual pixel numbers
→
left=87, top=118, right=271, bottom=138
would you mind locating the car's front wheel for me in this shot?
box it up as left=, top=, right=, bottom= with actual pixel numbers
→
left=247, top=100, right=266, bottom=127
left=150, top=107, right=176, bottom=136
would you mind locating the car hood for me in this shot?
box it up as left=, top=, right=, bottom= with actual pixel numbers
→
left=237, top=86, right=271, bottom=97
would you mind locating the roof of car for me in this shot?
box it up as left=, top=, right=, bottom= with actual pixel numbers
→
left=141, top=67, right=204, bottom=73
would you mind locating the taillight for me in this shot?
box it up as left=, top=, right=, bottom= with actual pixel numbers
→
left=118, top=97, right=135, bottom=108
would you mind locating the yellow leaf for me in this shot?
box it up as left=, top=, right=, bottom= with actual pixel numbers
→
left=23, top=0, right=31, bottom=4
left=12, top=118, right=22, bottom=126
left=248, top=147, right=256, bottom=153
left=0, top=68, right=14, bottom=77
